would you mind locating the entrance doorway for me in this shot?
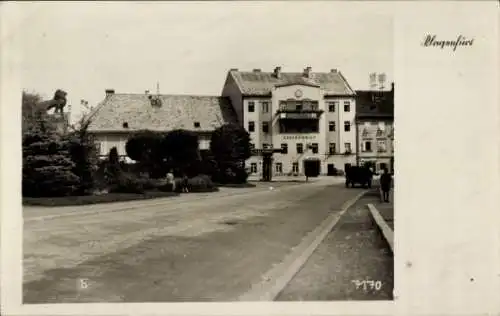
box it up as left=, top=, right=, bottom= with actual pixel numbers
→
left=327, top=163, right=335, bottom=176
left=304, top=159, right=321, bottom=177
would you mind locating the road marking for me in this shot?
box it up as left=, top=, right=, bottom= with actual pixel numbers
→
left=367, top=204, right=394, bottom=253
left=237, top=189, right=368, bottom=301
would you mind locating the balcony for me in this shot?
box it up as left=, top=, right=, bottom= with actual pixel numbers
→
left=277, top=101, right=324, bottom=120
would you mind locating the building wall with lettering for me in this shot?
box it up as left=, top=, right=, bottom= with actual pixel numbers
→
left=243, top=84, right=357, bottom=176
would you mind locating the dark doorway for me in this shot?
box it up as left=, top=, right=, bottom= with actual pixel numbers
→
left=344, top=163, right=352, bottom=172
left=380, top=162, right=387, bottom=172
left=304, top=159, right=321, bottom=178
left=262, top=154, right=273, bottom=181
left=327, top=163, right=335, bottom=176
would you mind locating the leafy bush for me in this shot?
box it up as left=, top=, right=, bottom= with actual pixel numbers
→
left=108, top=172, right=145, bottom=194
left=187, top=174, right=218, bottom=192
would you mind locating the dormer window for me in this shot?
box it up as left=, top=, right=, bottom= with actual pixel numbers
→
left=122, top=122, right=129, bottom=128
left=150, top=96, right=162, bottom=107
left=194, top=122, right=200, bottom=128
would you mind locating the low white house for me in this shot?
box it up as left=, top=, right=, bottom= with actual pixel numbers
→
left=86, top=89, right=238, bottom=161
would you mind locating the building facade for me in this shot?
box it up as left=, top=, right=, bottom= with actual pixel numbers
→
left=87, top=90, right=237, bottom=161
left=222, top=67, right=357, bottom=176
left=355, top=85, right=395, bottom=173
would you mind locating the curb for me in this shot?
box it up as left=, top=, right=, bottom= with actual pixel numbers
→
left=367, top=203, right=394, bottom=253
left=237, top=189, right=369, bottom=301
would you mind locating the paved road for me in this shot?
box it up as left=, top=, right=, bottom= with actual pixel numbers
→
left=23, top=177, right=392, bottom=303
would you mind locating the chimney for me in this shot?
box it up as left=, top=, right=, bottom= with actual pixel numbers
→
left=391, top=82, right=395, bottom=91
left=303, top=66, right=312, bottom=78
left=253, top=68, right=261, bottom=73
left=273, top=66, right=282, bottom=79
left=330, top=69, right=338, bottom=73
left=105, top=89, right=115, bottom=97
left=230, top=68, right=239, bottom=72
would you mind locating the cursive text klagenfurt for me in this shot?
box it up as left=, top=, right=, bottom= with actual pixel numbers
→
left=421, top=35, right=474, bottom=51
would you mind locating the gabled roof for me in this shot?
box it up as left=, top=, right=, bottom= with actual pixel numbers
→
left=355, top=89, right=394, bottom=120
left=87, top=93, right=238, bottom=133
left=227, top=69, right=355, bottom=96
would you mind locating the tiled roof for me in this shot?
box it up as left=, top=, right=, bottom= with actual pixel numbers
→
left=228, top=70, right=355, bottom=96
left=87, top=94, right=238, bottom=133
left=355, top=89, right=394, bottom=119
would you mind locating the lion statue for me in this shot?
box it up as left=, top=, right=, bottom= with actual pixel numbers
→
left=35, top=89, right=67, bottom=115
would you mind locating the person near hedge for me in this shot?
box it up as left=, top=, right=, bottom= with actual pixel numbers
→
left=181, top=173, right=189, bottom=193
left=166, top=169, right=175, bottom=192
left=380, top=167, right=392, bottom=203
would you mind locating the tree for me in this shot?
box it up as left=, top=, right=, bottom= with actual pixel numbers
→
left=22, top=91, right=43, bottom=134
left=210, top=123, right=251, bottom=162
left=65, top=117, right=99, bottom=195
left=125, top=130, right=164, bottom=177
left=22, top=120, right=80, bottom=197
left=210, top=124, right=251, bottom=184
left=162, top=129, right=201, bottom=176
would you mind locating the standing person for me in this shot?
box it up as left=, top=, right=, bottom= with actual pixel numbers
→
left=380, top=168, right=392, bottom=202
left=181, top=173, right=189, bottom=193
left=166, top=169, right=175, bottom=192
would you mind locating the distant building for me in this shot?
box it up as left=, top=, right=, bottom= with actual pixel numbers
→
left=86, top=89, right=238, bottom=160
left=355, top=83, right=394, bottom=173
left=222, top=67, right=357, bottom=176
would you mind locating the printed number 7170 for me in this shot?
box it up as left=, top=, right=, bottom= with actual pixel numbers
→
left=351, top=279, right=383, bottom=291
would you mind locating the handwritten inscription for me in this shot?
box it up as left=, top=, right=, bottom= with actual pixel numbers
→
left=421, top=35, right=474, bottom=51
left=351, top=279, right=383, bottom=291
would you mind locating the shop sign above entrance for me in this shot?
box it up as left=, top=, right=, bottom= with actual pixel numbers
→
left=283, top=135, right=316, bottom=140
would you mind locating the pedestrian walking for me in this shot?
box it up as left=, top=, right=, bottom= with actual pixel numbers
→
left=380, top=168, right=392, bottom=203
left=166, top=169, right=175, bottom=192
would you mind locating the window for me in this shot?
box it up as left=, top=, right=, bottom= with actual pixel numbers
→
left=248, top=101, right=255, bottom=112
left=193, top=122, right=200, bottom=128
left=296, top=143, right=304, bottom=154
left=328, top=102, right=336, bottom=112
left=345, top=142, right=352, bottom=152
left=329, top=143, right=336, bottom=154
left=296, top=102, right=303, bottom=111
left=261, top=101, right=270, bottom=113
left=275, top=162, right=283, bottom=174
left=250, top=163, right=257, bottom=173
left=292, top=162, right=299, bottom=173
left=281, top=143, right=288, bottom=154
left=311, top=143, right=319, bottom=154
left=377, top=140, right=386, bottom=152
left=329, top=121, right=336, bottom=132
left=378, top=122, right=386, bottom=131
left=364, top=141, right=372, bottom=152
left=122, top=122, right=129, bottom=128
left=344, top=121, right=351, bottom=132
left=344, top=101, right=351, bottom=112
left=249, top=143, right=255, bottom=150
left=248, top=121, right=255, bottom=132
left=95, top=142, right=102, bottom=155
left=364, top=121, right=371, bottom=127
left=262, top=122, right=269, bottom=133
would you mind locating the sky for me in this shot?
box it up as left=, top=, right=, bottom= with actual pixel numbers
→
left=10, top=2, right=393, bottom=123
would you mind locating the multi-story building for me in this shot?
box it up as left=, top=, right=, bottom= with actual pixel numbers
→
left=355, top=83, right=394, bottom=173
left=222, top=66, right=357, bottom=176
left=87, top=90, right=237, bottom=160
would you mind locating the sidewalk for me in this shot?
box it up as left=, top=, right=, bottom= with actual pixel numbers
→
left=374, top=190, right=394, bottom=231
